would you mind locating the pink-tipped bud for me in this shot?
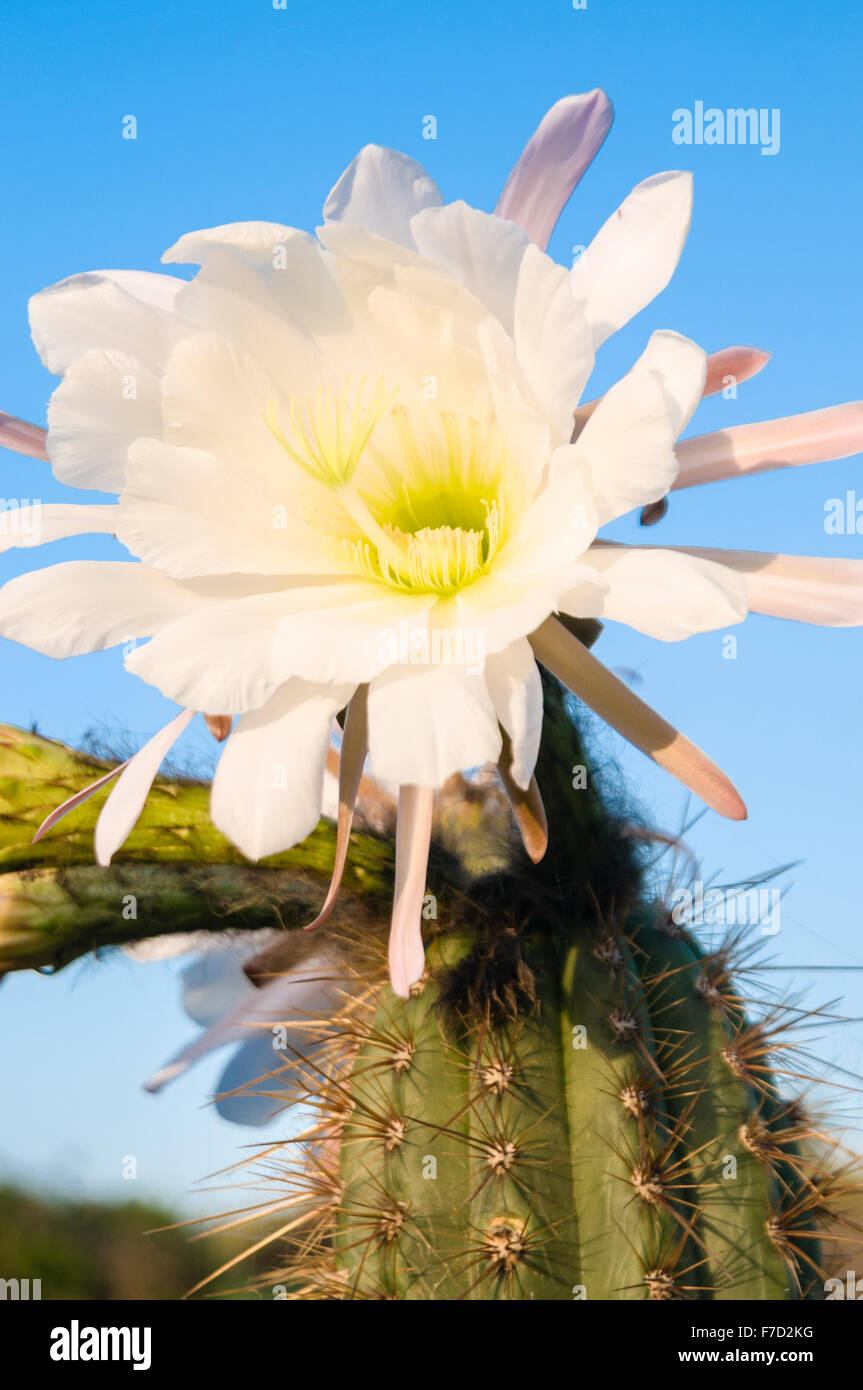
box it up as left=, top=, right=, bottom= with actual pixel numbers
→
left=702, top=346, right=771, bottom=398
left=204, top=714, right=233, bottom=743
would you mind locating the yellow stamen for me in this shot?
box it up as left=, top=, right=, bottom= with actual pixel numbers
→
left=268, top=376, right=516, bottom=595
left=265, top=376, right=397, bottom=490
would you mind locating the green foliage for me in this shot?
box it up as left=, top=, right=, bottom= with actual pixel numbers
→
left=0, top=1186, right=258, bottom=1300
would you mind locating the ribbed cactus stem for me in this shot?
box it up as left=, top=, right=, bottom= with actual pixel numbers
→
left=327, top=919, right=810, bottom=1299
left=268, top=677, right=826, bottom=1300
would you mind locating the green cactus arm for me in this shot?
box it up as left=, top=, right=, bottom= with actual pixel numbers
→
left=0, top=724, right=394, bottom=973
left=0, top=861, right=388, bottom=974
left=0, top=724, right=392, bottom=882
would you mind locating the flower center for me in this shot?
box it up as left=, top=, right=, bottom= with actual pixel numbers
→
left=267, top=380, right=512, bottom=595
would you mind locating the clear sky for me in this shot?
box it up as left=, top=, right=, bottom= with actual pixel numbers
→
left=0, top=0, right=861, bottom=1212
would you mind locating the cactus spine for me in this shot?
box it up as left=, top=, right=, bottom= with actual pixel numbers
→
left=0, top=689, right=848, bottom=1299
left=268, top=679, right=831, bottom=1300
left=319, top=924, right=807, bottom=1300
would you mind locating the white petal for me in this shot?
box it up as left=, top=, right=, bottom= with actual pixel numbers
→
left=159, top=329, right=329, bottom=500
left=572, top=331, right=705, bottom=525
left=323, top=145, right=443, bottom=247
left=95, top=709, right=195, bottom=865
left=144, top=954, right=346, bottom=1098
left=47, top=349, right=162, bottom=491
left=180, top=942, right=272, bottom=1027
left=311, top=218, right=429, bottom=304
left=446, top=561, right=595, bottom=659
left=570, top=172, right=693, bottom=349
left=125, top=582, right=433, bottom=714
left=494, top=91, right=614, bottom=250
left=0, top=561, right=208, bottom=658
left=640, top=328, right=707, bottom=436
left=97, top=269, right=185, bottom=312
left=498, top=445, right=598, bottom=579
left=122, top=932, right=214, bottom=963
left=360, top=264, right=498, bottom=413
left=512, top=244, right=595, bottom=441
left=368, top=664, right=502, bottom=787
left=167, top=230, right=347, bottom=379
left=116, top=437, right=331, bottom=579
left=580, top=544, right=748, bottom=640
left=165, top=220, right=309, bottom=264
left=30, top=270, right=185, bottom=376
left=484, top=640, right=543, bottom=789
left=210, top=680, right=352, bottom=861
left=271, top=590, right=437, bottom=686
left=0, top=504, right=116, bottom=554
left=660, top=546, right=863, bottom=627
left=409, top=200, right=531, bottom=334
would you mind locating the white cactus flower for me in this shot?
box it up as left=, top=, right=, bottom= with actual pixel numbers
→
left=1, top=92, right=862, bottom=997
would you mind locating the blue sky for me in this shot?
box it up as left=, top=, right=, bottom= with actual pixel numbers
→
left=1, top=0, right=862, bottom=1211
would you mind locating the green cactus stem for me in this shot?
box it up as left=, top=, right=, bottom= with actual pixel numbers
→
left=240, top=676, right=835, bottom=1301
left=0, top=691, right=848, bottom=1300
left=0, top=724, right=393, bottom=972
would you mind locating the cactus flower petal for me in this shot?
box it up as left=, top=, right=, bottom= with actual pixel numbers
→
left=0, top=503, right=117, bottom=554
left=210, top=680, right=354, bottom=863
left=368, top=664, right=502, bottom=788
left=32, top=762, right=129, bottom=843
left=0, top=560, right=213, bottom=659
left=571, top=329, right=706, bottom=525
left=29, top=268, right=184, bottom=375
left=304, top=686, right=370, bottom=931
left=673, top=403, right=863, bottom=489
left=494, top=90, right=614, bottom=250
left=702, top=345, right=771, bottom=398
left=497, top=737, right=548, bottom=864
left=323, top=145, right=443, bottom=248
left=570, top=171, right=693, bottom=350
left=389, top=785, right=434, bottom=998
left=484, top=639, right=543, bottom=790
left=581, top=543, right=748, bottom=640
left=95, top=708, right=195, bottom=865
left=10, top=118, right=859, bottom=947
left=529, top=616, right=747, bottom=820
left=573, top=344, right=771, bottom=439
left=0, top=409, right=49, bottom=460
left=655, top=546, right=863, bottom=626
left=143, top=950, right=347, bottom=1106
